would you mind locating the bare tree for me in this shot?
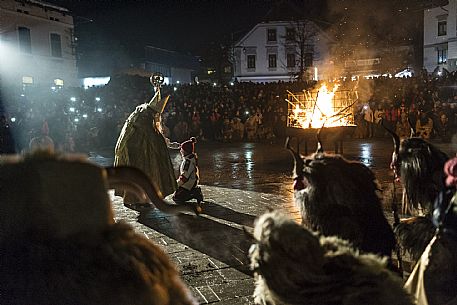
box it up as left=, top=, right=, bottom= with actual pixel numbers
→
left=280, top=20, right=318, bottom=82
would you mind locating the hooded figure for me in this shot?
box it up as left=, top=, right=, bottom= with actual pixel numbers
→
left=29, top=120, right=54, bottom=152
left=114, top=75, right=177, bottom=202
left=172, top=137, right=203, bottom=204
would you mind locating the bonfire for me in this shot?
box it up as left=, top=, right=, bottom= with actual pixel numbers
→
left=287, top=84, right=357, bottom=129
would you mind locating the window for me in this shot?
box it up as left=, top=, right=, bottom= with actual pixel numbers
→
left=304, top=53, right=313, bottom=67
left=438, top=48, right=447, bottom=64
left=438, top=21, right=447, bottom=36
left=267, top=28, right=277, bottom=42
left=22, top=76, right=33, bottom=84
left=247, top=55, right=256, bottom=69
left=50, top=33, right=62, bottom=57
left=18, top=27, right=31, bottom=53
left=286, top=28, right=295, bottom=41
left=268, top=54, right=277, bottom=68
left=287, top=53, right=295, bottom=67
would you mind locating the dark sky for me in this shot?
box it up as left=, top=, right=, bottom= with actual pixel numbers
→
left=43, top=0, right=431, bottom=74
left=48, top=0, right=308, bottom=53
left=46, top=0, right=431, bottom=52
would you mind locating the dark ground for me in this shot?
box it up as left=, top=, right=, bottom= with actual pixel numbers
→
left=89, top=137, right=457, bottom=304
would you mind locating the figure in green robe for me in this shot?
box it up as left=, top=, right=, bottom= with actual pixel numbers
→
left=114, top=75, right=178, bottom=203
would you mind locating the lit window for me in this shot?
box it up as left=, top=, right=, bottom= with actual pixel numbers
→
left=438, top=21, right=447, bottom=36
left=50, top=33, right=62, bottom=57
left=267, top=28, right=277, bottom=42
left=22, top=76, right=33, bottom=84
left=18, top=27, right=31, bottom=53
left=247, top=55, right=256, bottom=69
left=54, top=79, right=64, bottom=86
left=438, top=48, right=447, bottom=64
left=268, top=54, right=277, bottom=68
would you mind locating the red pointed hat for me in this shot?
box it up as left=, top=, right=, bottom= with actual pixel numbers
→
left=180, top=137, right=196, bottom=154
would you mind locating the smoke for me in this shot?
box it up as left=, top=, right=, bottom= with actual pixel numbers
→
left=323, top=0, right=418, bottom=80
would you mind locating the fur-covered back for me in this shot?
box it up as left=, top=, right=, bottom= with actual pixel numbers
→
left=394, top=138, right=448, bottom=264
left=294, top=152, right=395, bottom=257
left=250, top=211, right=413, bottom=305
left=394, top=216, right=436, bottom=261
left=398, top=138, right=448, bottom=213
left=0, top=222, right=197, bottom=305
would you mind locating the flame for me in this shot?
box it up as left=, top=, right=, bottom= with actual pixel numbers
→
left=290, top=84, right=352, bottom=128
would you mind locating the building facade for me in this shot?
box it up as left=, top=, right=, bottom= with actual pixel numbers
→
left=0, top=0, right=78, bottom=88
left=233, top=20, right=330, bottom=83
left=424, top=0, right=457, bottom=72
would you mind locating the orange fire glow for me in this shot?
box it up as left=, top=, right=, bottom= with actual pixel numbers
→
left=289, top=84, right=353, bottom=128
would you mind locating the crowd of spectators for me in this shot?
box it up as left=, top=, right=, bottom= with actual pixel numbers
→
left=2, top=71, right=457, bottom=153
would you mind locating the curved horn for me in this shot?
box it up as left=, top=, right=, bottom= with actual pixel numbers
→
left=105, top=166, right=201, bottom=215
left=380, top=118, right=400, bottom=156
left=316, top=123, right=325, bottom=153
left=407, top=117, right=416, bottom=138
left=285, top=137, right=304, bottom=179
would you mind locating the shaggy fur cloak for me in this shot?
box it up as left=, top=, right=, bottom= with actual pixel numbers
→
left=0, top=222, right=196, bottom=305
left=293, top=152, right=395, bottom=258
left=393, top=138, right=448, bottom=261
left=250, top=211, right=413, bottom=305
left=114, top=103, right=177, bottom=200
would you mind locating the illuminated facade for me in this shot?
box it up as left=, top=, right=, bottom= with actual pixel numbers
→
left=232, top=20, right=330, bottom=83
left=423, top=0, right=457, bottom=72
left=0, top=0, right=78, bottom=87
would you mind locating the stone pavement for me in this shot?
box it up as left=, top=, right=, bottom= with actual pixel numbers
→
left=110, top=185, right=299, bottom=304
left=90, top=138, right=457, bottom=304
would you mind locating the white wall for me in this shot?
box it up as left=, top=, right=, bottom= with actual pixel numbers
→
left=0, top=0, right=78, bottom=87
left=233, top=21, right=329, bottom=82
left=423, top=0, right=457, bottom=72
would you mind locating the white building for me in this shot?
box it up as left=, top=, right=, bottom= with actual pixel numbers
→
left=233, top=20, right=331, bottom=83
left=0, top=0, right=78, bottom=88
left=424, top=0, right=457, bottom=73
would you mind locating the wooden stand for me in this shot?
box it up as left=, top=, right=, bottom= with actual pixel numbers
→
left=285, top=126, right=356, bottom=155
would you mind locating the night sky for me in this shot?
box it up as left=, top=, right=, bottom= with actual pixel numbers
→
left=48, top=1, right=292, bottom=53
left=43, top=0, right=433, bottom=74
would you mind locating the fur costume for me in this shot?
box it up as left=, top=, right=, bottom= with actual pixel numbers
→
left=1, top=223, right=197, bottom=305
left=405, top=200, right=457, bottom=305
left=114, top=86, right=177, bottom=201
left=387, top=131, right=449, bottom=261
left=0, top=151, right=197, bottom=305
left=287, top=139, right=395, bottom=257
left=249, top=211, right=413, bottom=305
left=405, top=158, right=457, bottom=305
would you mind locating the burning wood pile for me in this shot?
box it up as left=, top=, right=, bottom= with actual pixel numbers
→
left=287, top=84, right=358, bottom=129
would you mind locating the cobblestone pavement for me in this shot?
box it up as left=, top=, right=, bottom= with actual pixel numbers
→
left=89, top=138, right=457, bottom=304
left=109, top=188, right=297, bottom=304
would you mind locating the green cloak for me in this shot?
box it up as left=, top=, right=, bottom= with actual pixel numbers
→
left=114, top=104, right=177, bottom=201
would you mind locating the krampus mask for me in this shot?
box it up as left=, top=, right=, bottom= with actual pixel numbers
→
left=385, top=124, right=448, bottom=261
left=388, top=131, right=448, bottom=213
left=0, top=151, right=197, bottom=305
left=286, top=137, right=395, bottom=257
left=249, top=211, right=413, bottom=305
